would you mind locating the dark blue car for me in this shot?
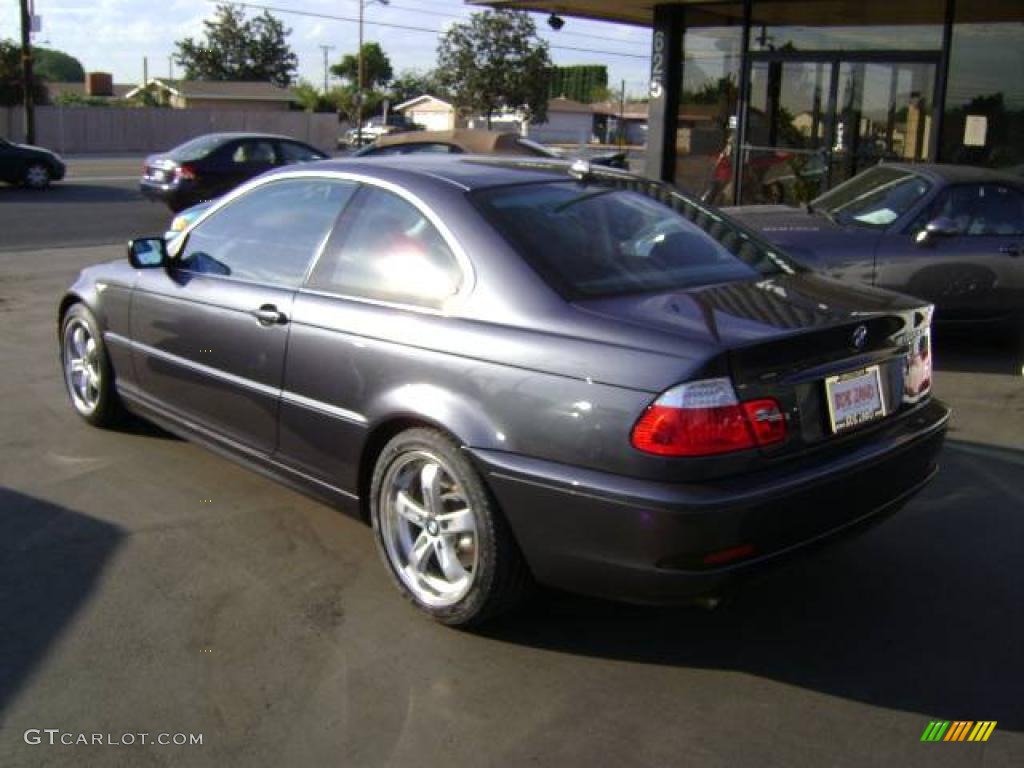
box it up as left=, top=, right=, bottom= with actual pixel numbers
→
left=728, top=164, right=1024, bottom=328
left=139, top=132, right=328, bottom=212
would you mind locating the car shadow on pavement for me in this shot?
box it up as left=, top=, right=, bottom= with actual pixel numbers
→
left=113, top=412, right=181, bottom=441
left=934, top=327, right=1023, bottom=375
left=482, top=439, right=1024, bottom=732
left=0, top=488, right=124, bottom=715
left=0, top=184, right=143, bottom=205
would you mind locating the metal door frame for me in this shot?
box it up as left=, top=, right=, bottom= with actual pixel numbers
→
left=738, top=49, right=942, bottom=203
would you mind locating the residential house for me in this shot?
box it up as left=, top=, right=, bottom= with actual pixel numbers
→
left=394, top=95, right=461, bottom=131
left=124, top=79, right=297, bottom=111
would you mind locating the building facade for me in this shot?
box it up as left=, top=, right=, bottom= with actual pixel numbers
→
left=478, top=1, right=1023, bottom=205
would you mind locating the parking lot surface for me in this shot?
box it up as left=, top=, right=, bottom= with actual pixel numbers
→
left=0, top=175, right=1022, bottom=767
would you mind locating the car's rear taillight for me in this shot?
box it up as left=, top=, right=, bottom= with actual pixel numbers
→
left=903, top=327, right=932, bottom=403
left=631, top=378, right=785, bottom=457
left=175, top=164, right=197, bottom=181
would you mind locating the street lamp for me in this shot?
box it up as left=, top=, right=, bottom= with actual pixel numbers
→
left=355, top=0, right=388, bottom=147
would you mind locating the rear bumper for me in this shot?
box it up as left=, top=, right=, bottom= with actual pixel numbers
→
left=138, top=178, right=194, bottom=208
left=470, top=398, right=949, bottom=604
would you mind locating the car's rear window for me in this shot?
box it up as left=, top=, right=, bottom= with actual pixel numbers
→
left=474, top=181, right=795, bottom=298
left=170, top=135, right=227, bottom=162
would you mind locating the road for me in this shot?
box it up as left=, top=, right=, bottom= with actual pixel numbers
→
left=0, top=156, right=169, bottom=252
left=0, top=173, right=1022, bottom=767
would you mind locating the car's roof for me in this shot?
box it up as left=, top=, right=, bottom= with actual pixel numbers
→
left=881, top=162, right=1024, bottom=186
left=371, top=129, right=541, bottom=155
left=283, top=154, right=632, bottom=192
left=190, top=131, right=310, bottom=144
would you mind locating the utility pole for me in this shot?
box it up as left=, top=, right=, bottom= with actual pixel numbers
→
left=19, top=0, right=35, bottom=144
left=169, top=56, right=174, bottom=80
left=355, top=0, right=389, bottom=147
left=143, top=56, right=149, bottom=86
left=356, top=0, right=365, bottom=146
left=319, top=44, right=335, bottom=94
left=619, top=79, right=626, bottom=149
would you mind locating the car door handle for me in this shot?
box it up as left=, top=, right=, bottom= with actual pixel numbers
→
left=251, top=304, right=287, bottom=326
left=998, top=244, right=1022, bottom=257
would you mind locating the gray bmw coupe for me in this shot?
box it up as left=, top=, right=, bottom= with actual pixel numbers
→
left=59, top=156, right=948, bottom=625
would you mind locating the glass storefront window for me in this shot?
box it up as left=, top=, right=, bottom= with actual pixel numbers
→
left=675, top=4, right=744, bottom=204
left=942, top=13, right=1024, bottom=169
left=748, top=1, right=944, bottom=53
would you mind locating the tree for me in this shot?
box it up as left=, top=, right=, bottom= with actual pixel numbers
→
left=174, top=3, right=297, bottom=87
left=33, top=47, right=85, bottom=82
left=330, top=43, right=393, bottom=90
left=387, top=69, right=446, bottom=105
left=0, top=40, right=47, bottom=107
left=294, top=80, right=334, bottom=113
left=549, top=65, right=607, bottom=103
left=436, top=10, right=552, bottom=127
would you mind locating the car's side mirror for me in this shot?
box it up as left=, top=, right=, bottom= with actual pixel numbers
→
left=915, top=217, right=961, bottom=245
left=128, top=237, right=168, bottom=269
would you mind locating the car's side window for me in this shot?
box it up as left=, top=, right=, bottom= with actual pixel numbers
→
left=278, top=141, right=327, bottom=164
left=918, top=184, right=1024, bottom=236
left=231, top=140, right=277, bottom=165
left=306, top=186, right=463, bottom=308
left=177, top=178, right=358, bottom=287
left=402, top=143, right=459, bottom=155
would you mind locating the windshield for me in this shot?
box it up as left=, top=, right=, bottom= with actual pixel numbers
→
left=170, top=135, right=227, bottom=162
left=812, top=166, right=932, bottom=228
left=515, top=138, right=557, bottom=158
left=475, top=181, right=796, bottom=298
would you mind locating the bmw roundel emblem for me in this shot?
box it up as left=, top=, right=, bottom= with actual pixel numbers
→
left=852, top=325, right=868, bottom=349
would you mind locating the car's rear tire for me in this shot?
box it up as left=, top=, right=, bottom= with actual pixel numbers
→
left=370, top=427, right=531, bottom=627
left=23, top=162, right=51, bottom=189
left=60, top=304, right=124, bottom=428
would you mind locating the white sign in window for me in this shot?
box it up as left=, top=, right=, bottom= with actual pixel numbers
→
left=964, top=115, right=987, bottom=147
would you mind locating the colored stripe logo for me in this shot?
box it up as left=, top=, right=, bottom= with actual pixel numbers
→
left=921, top=721, right=997, bottom=742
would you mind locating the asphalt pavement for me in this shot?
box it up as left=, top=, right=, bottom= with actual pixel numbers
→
left=0, top=172, right=1022, bottom=767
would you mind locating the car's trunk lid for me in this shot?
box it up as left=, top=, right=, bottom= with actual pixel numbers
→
left=143, top=154, right=177, bottom=183
left=573, top=272, right=931, bottom=456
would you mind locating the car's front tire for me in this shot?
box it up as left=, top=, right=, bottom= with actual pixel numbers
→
left=60, top=304, right=124, bottom=427
left=370, top=427, right=530, bottom=626
left=23, top=162, right=52, bottom=189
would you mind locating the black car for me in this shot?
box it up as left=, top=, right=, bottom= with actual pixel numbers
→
left=728, top=164, right=1024, bottom=328
left=61, top=156, right=948, bottom=626
left=0, top=137, right=66, bottom=189
left=139, top=132, right=328, bottom=212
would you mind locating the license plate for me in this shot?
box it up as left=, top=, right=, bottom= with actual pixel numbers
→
left=825, top=366, right=886, bottom=433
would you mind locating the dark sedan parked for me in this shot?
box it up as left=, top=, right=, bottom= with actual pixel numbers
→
left=139, top=132, right=328, bottom=211
left=60, top=157, right=948, bottom=625
left=0, top=137, right=65, bottom=188
left=728, top=164, right=1024, bottom=328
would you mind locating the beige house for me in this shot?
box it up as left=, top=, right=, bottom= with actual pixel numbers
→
left=394, top=95, right=460, bottom=131
left=124, top=79, right=297, bottom=111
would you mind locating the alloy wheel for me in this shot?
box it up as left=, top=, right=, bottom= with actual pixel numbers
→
left=379, top=451, right=479, bottom=608
left=25, top=163, right=50, bottom=189
left=63, top=318, right=101, bottom=415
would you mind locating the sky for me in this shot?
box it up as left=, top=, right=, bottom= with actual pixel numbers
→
left=0, top=0, right=653, bottom=97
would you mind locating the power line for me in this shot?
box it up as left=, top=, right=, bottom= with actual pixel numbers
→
left=214, top=1, right=649, bottom=60
left=335, top=0, right=647, bottom=46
